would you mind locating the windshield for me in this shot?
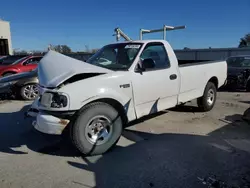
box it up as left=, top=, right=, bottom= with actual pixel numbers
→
left=11, top=56, right=28, bottom=65
left=86, top=43, right=142, bottom=71
left=227, top=57, right=250, bottom=68
left=0, top=55, right=26, bottom=65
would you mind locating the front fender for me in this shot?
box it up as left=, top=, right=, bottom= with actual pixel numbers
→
left=80, top=88, right=136, bottom=121
left=80, top=89, right=130, bottom=107
left=63, top=85, right=136, bottom=122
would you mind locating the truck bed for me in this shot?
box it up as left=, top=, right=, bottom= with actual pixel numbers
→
left=177, top=60, right=227, bottom=104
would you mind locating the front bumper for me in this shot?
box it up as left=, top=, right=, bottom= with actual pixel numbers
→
left=26, top=100, right=69, bottom=135
left=33, top=112, right=69, bottom=135
left=26, top=98, right=73, bottom=135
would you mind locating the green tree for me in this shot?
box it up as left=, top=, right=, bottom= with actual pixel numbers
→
left=239, top=33, right=250, bottom=48
left=53, top=45, right=72, bottom=53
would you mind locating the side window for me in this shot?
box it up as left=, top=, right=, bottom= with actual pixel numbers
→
left=25, top=57, right=42, bottom=65
left=140, top=43, right=170, bottom=69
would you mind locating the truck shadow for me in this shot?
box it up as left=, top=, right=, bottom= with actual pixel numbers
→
left=169, top=105, right=201, bottom=113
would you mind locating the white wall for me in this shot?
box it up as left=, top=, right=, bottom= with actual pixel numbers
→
left=0, top=20, right=13, bottom=55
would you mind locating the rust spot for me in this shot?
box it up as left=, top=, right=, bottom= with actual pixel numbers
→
left=59, top=119, right=69, bottom=126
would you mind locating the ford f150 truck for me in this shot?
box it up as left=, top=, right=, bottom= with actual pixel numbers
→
left=27, top=40, right=227, bottom=155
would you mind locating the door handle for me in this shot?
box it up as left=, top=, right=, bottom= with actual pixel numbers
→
left=170, top=74, right=177, bottom=80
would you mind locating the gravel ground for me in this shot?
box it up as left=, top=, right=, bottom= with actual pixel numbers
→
left=0, top=91, right=250, bottom=188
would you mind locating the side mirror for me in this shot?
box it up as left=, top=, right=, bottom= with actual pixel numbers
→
left=141, top=58, right=155, bottom=70
left=135, top=63, right=145, bottom=73
left=135, top=58, right=155, bottom=73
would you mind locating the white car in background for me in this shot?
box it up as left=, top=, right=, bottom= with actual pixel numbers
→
left=27, top=40, right=227, bottom=155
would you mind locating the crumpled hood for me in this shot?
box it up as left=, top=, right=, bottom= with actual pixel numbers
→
left=38, top=50, right=112, bottom=88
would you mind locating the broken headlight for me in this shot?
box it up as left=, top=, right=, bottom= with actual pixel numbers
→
left=51, top=93, right=68, bottom=108
left=41, top=92, right=68, bottom=108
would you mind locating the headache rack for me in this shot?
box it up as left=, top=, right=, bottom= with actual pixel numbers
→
left=114, top=25, right=186, bottom=41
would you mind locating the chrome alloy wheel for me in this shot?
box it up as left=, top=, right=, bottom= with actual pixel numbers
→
left=23, top=84, right=39, bottom=100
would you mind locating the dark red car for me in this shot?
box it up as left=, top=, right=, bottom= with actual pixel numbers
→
left=0, top=55, right=43, bottom=77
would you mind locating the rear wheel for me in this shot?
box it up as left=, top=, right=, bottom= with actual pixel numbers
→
left=20, top=84, right=39, bottom=100
left=197, top=82, right=217, bottom=112
left=71, top=102, right=123, bottom=155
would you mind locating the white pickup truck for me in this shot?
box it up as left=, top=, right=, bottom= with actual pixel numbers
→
left=27, top=40, right=227, bottom=155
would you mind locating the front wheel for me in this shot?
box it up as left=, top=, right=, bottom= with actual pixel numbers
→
left=197, top=82, right=217, bottom=112
left=20, top=84, right=39, bottom=100
left=71, top=102, right=123, bottom=155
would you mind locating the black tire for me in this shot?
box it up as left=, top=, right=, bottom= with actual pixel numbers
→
left=197, top=82, right=217, bottom=112
left=71, top=102, right=123, bottom=155
left=20, top=83, right=39, bottom=100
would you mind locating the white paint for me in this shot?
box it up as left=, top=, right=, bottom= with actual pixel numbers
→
left=132, top=68, right=179, bottom=118
left=33, top=40, right=227, bottom=135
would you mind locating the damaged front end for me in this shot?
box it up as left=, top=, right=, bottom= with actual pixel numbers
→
left=25, top=50, right=112, bottom=135
left=25, top=97, right=72, bottom=135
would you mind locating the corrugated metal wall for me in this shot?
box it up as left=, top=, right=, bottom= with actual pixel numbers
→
left=175, top=48, right=250, bottom=61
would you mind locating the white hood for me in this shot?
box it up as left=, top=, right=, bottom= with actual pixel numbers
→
left=38, top=51, right=112, bottom=87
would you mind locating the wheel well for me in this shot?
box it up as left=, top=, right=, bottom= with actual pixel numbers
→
left=64, top=98, right=128, bottom=136
left=20, top=82, right=38, bottom=87
left=87, top=98, right=128, bottom=125
left=2, top=71, right=16, bottom=76
left=208, top=77, right=218, bottom=89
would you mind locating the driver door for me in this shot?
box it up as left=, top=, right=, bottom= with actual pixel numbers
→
left=131, top=42, right=179, bottom=118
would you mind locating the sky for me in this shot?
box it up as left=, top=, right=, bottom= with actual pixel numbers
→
left=1, top=0, right=250, bottom=51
